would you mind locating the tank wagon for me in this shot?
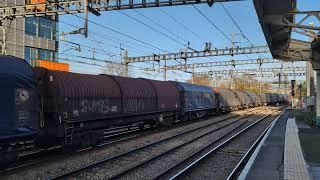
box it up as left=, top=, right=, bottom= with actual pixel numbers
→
left=0, top=56, right=288, bottom=164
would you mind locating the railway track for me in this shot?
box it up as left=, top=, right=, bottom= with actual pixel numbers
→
left=2, top=108, right=240, bottom=175
left=0, top=108, right=246, bottom=176
left=226, top=109, right=286, bottom=180
left=0, top=124, right=152, bottom=175
left=163, top=106, right=286, bottom=180
left=48, top=107, right=269, bottom=180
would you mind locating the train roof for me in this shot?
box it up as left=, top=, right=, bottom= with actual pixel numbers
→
left=171, top=81, right=212, bottom=93
left=0, top=55, right=35, bottom=87
left=0, top=55, right=33, bottom=76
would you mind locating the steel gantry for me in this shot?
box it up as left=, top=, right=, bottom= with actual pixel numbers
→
left=160, top=58, right=281, bottom=71
left=0, top=0, right=239, bottom=53
left=123, top=45, right=270, bottom=63
left=193, top=66, right=307, bottom=76
left=196, top=72, right=306, bottom=78
left=252, top=73, right=306, bottom=78
left=0, top=0, right=239, bottom=19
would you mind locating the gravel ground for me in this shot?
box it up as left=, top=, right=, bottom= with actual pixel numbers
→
left=69, top=108, right=268, bottom=179
left=246, top=109, right=289, bottom=180
left=176, top=107, right=284, bottom=180
left=1, top=108, right=258, bottom=180
left=69, top=113, right=252, bottom=179
left=116, top=118, right=249, bottom=180
left=124, top=110, right=273, bottom=180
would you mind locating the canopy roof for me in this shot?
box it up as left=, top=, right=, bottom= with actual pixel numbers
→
left=253, top=0, right=297, bottom=59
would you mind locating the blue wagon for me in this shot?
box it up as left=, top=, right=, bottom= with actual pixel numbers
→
left=0, top=56, right=38, bottom=164
left=171, top=81, right=216, bottom=119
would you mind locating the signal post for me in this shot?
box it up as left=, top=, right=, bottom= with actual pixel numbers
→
left=316, top=71, right=320, bottom=127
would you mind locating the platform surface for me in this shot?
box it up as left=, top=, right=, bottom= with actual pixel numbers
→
left=245, top=112, right=311, bottom=180
left=245, top=110, right=288, bottom=180
left=284, top=118, right=310, bottom=180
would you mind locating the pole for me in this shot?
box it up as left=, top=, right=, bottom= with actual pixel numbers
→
left=291, top=80, right=295, bottom=109
left=316, top=71, right=320, bottom=127
left=259, top=61, right=262, bottom=93
left=0, top=22, right=6, bottom=55
left=306, top=61, right=315, bottom=96
left=278, top=73, right=281, bottom=93
left=259, top=81, right=261, bottom=93
left=124, top=63, right=129, bottom=77
left=230, top=72, right=233, bottom=90
left=307, top=22, right=315, bottom=96
left=122, top=50, right=128, bottom=77
left=163, top=60, right=167, bottom=81
left=191, top=66, right=195, bottom=84
left=298, top=83, right=303, bottom=100
left=84, top=0, right=88, bottom=37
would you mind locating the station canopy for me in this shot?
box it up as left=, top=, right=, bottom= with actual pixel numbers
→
left=253, top=0, right=297, bottom=60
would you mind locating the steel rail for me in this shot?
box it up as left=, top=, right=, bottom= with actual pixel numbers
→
left=109, top=113, right=254, bottom=179
left=124, top=45, right=269, bottom=63
left=161, top=107, right=284, bottom=180
left=0, top=125, right=149, bottom=175
left=50, top=109, right=259, bottom=179
left=226, top=109, right=286, bottom=180
left=1, top=108, right=256, bottom=178
left=0, top=109, right=251, bottom=176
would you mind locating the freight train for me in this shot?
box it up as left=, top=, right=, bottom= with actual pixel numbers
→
left=0, top=55, right=288, bottom=164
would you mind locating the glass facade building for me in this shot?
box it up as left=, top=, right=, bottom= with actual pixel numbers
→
left=24, top=16, right=57, bottom=63
left=25, top=17, right=57, bottom=40
left=25, top=47, right=54, bottom=64
left=1, top=1, right=58, bottom=64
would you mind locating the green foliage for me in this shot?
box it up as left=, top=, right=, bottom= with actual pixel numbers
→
left=305, top=111, right=316, bottom=126
left=295, top=110, right=316, bottom=127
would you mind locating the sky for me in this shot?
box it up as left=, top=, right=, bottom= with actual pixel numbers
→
left=58, top=0, right=320, bottom=82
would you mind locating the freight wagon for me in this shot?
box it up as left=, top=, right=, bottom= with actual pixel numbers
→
left=214, top=88, right=243, bottom=112
left=34, top=68, right=184, bottom=147
left=0, top=56, right=39, bottom=164
left=0, top=55, right=288, bottom=165
left=172, top=81, right=216, bottom=120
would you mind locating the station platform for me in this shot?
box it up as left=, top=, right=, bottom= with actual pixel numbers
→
left=239, top=109, right=320, bottom=180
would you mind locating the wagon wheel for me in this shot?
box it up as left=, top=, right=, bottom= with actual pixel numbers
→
left=90, top=133, right=99, bottom=147
left=81, top=133, right=91, bottom=148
